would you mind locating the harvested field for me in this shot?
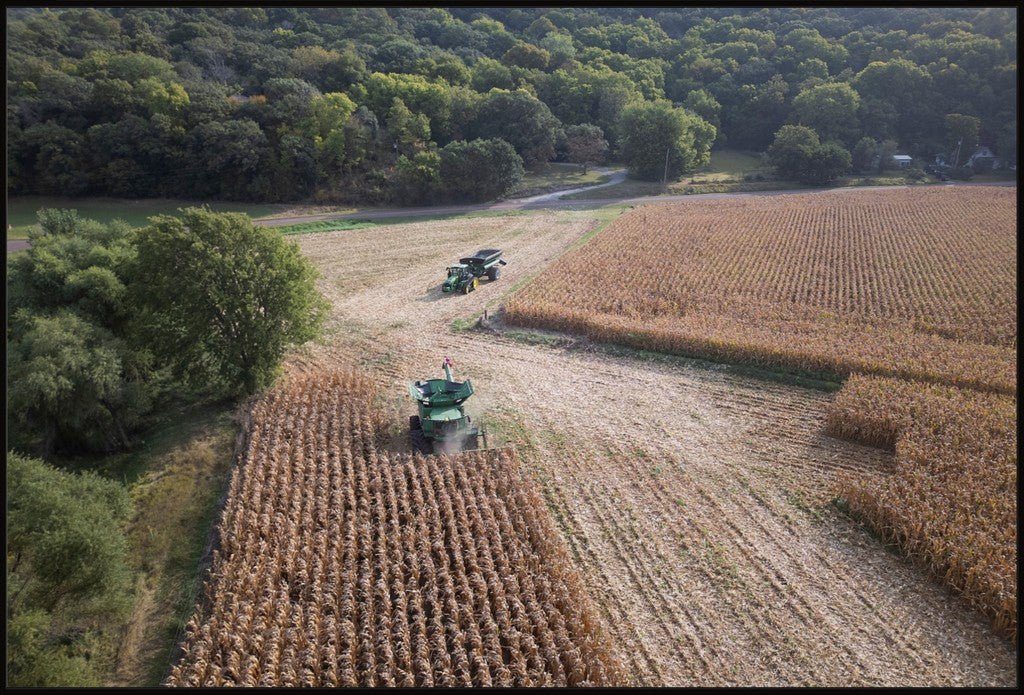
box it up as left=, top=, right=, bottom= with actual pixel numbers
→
left=504, top=186, right=1016, bottom=393
left=272, top=200, right=1015, bottom=687
left=166, top=370, right=623, bottom=687
left=827, top=375, right=1017, bottom=640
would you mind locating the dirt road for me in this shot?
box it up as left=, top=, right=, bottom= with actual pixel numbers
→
left=285, top=210, right=1016, bottom=687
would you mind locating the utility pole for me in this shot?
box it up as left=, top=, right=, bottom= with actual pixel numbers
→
left=662, top=145, right=670, bottom=184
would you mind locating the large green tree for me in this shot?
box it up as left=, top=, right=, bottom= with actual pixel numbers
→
left=767, top=124, right=851, bottom=185
left=944, top=113, right=981, bottom=166
left=563, top=123, right=608, bottom=173
left=470, top=88, right=563, bottom=166
left=7, top=210, right=158, bottom=455
left=791, top=82, right=861, bottom=147
left=439, top=137, right=523, bottom=202
left=615, top=99, right=715, bottom=181
left=131, top=207, right=329, bottom=394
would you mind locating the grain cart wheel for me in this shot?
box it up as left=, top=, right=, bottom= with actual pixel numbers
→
left=487, top=266, right=501, bottom=281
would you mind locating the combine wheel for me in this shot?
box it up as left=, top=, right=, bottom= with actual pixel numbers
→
left=487, top=267, right=501, bottom=281
left=410, top=428, right=431, bottom=455
left=472, top=277, right=479, bottom=291
left=410, top=415, right=421, bottom=430
left=462, top=280, right=472, bottom=294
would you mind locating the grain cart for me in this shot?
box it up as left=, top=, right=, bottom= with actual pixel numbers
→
left=408, top=357, right=486, bottom=454
left=442, top=248, right=507, bottom=294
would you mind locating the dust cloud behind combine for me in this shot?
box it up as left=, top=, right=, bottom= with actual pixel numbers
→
left=290, top=207, right=1015, bottom=687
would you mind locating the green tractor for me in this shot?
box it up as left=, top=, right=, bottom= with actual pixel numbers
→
left=442, top=248, right=507, bottom=294
left=408, top=357, right=486, bottom=455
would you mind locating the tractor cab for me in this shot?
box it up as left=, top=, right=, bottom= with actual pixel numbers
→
left=443, top=264, right=474, bottom=293
left=446, top=264, right=469, bottom=279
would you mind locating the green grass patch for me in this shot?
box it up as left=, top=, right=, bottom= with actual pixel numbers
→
left=7, top=197, right=293, bottom=239
left=451, top=314, right=482, bottom=331
left=503, top=329, right=567, bottom=347
left=38, top=390, right=240, bottom=686
left=510, top=161, right=608, bottom=197
left=783, top=488, right=827, bottom=523
left=836, top=175, right=923, bottom=187
left=477, top=405, right=541, bottom=458
left=132, top=422, right=236, bottom=686
left=688, top=149, right=769, bottom=183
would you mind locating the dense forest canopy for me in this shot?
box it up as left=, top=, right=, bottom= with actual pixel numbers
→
left=6, top=6, right=1017, bottom=203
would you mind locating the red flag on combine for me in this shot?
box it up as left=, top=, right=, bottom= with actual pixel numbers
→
left=443, top=355, right=453, bottom=368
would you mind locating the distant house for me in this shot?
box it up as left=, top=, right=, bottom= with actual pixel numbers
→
left=965, top=145, right=1002, bottom=171
left=935, top=145, right=1005, bottom=170
left=892, top=154, right=913, bottom=168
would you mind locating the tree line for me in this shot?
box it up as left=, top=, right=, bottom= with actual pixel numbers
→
left=6, top=207, right=327, bottom=685
left=7, top=6, right=1016, bottom=201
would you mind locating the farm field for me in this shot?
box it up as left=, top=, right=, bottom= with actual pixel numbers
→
left=168, top=370, right=622, bottom=687
left=253, top=202, right=1017, bottom=686
left=505, top=186, right=1016, bottom=393
left=501, top=186, right=1017, bottom=643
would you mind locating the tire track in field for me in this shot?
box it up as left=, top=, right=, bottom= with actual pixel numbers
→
left=503, top=363, right=838, bottom=686
left=674, top=399, right=937, bottom=684
left=493, top=404, right=697, bottom=685
left=686, top=478, right=883, bottom=684
left=588, top=433, right=828, bottom=686
left=477, top=350, right=726, bottom=685
left=541, top=443, right=714, bottom=685
left=510, top=445, right=665, bottom=685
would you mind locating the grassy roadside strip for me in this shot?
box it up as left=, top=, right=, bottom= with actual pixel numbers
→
left=274, top=219, right=378, bottom=235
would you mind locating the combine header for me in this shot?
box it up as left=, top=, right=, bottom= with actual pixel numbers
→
left=408, top=356, right=487, bottom=455
left=442, top=248, right=507, bottom=294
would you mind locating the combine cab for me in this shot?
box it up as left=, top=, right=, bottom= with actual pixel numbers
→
left=442, top=248, right=507, bottom=294
left=408, top=357, right=485, bottom=455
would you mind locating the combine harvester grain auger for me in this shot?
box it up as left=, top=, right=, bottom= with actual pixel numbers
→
left=408, top=356, right=489, bottom=455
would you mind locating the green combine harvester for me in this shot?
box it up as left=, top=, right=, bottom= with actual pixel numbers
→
left=408, top=357, right=486, bottom=455
left=442, top=248, right=507, bottom=294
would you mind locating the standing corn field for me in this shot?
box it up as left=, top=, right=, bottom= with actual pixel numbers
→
left=505, top=186, right=1016, bottom=394
left=826, top=375, right=1017, bottom=642
left=166, top=370, right=624, bottom=687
